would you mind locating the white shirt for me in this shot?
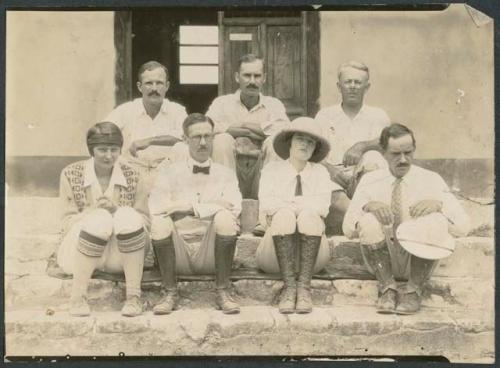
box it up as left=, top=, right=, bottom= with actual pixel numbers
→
left=206, top=90, right=290, bottom=136
left=315, top=104, right=390, bottom=165
left=149, top=158, right=242, bottom=220
left=83, top=158, right=128, bottom=203
left=105, top=98, right=188, bottom=166
left=343, top=165, right=471, bottom=239
left=259, top=160, right=340, bottom=218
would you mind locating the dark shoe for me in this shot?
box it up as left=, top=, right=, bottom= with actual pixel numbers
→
left=215, top=288, right=240, bottom=314
left=121, top=295, right=143, bottom=317
left=252, top=223, right=266, bottom=237
left=295, top=234, right=321, bottom=314
left=214, top=235, right=240, bottom=313
left=153, top=289, right=179, bottom=315
left=273, top=234, right=297, bottom=314
left=376, top=289, right=397, bottom=314
left=395, top=292, right=421, bottom=315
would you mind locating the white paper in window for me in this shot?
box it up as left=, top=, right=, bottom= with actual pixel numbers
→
left=180, top=65, right=219, bottom=84
left=180, top=46, right=218, bottom=64
left=179, top=26, right=218, bottom=45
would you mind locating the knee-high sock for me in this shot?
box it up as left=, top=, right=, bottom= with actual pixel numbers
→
left=71, top=251, right=101, bottom=300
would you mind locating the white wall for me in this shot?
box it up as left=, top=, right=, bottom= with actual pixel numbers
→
left=319, top=4, right=494, bottom=159
left=6, top=11, right=116, bottom=156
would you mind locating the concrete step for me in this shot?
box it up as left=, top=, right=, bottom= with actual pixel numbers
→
left=5, top=305, right=494, bottom=362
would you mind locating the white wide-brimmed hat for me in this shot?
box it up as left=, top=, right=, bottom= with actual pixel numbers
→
left=396, top=213, right=455, bottom=260
left=273, top=117, right=331, bottom=163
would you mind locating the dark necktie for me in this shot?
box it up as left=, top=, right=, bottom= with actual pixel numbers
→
left=193, top=165, right=210, bottom=174
left=295, top=174, right=303, bottom=196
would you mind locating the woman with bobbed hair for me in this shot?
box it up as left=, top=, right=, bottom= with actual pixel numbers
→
left=57, top=122, right=150, bottom=317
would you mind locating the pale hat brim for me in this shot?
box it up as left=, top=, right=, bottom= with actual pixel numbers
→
left=396, top=220, right=456, bottom=260
left=273, top=119, right=331, bottom=163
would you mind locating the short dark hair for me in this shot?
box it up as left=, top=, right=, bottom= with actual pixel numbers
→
left=379, top=123, right=416, bottom=151
left=137, top=61, right=169, bottom=82
left=238, top=53, right=264, bottom=71
left=86, top=122, right=123, bottom=156
left=182, top=113, right=214, bottom=136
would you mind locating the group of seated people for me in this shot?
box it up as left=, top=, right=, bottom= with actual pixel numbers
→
left=56, top=55, right=471, bottom=319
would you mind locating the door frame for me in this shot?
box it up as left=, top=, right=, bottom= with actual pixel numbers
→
left=114, top=10, right=320, bottom=116
left=217, top=11, right=320, bottom=117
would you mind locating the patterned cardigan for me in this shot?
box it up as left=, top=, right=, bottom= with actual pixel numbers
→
left=59, top=159, right=150, bottom=235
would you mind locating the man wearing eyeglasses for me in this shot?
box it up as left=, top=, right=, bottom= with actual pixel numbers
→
left=148, top=113, right=243, bottom=315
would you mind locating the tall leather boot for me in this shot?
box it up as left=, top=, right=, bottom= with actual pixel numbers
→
left=396, top=255, right=437, bottom=315
left=152, top=237, right=179, bottom=315
left=214, top=234, right=240, bottom=314
left=295, top=234, right=321, bottom=314
left=362, top=242, right=398, bottom=314
left=273, top=234, right=297, bottom=314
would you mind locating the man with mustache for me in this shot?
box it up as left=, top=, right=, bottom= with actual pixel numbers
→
left=149, top=113, right=242, bottom=315
left=204, top=53, right=290, bottom=199
left=105, top=61, right=187, bottom=191
left=315, top=61, right=390, bottom=235
left=343, top=123, right=470, bottom=314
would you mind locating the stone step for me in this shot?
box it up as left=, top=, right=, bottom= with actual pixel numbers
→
left=6, top=269, right=494, bottom=314
left=5, top=305, right=494, bottom=362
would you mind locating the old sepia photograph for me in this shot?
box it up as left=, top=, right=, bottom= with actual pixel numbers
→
left=4, top=3, right=495, bottom=363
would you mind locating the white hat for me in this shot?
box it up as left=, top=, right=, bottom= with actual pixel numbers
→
left=273, top=117, right=331, bottom=163
left=396, top=213, right=455, bottom=260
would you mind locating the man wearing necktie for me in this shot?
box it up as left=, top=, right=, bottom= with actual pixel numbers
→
left=343, top=123, right=470, bottom=314
left=257, top=117, right=340, bottom=314
left=148, top=113, right=242, bottom=315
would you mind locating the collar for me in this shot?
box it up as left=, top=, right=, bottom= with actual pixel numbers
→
left=285, top=159, right=313, bottom=176
left=234, top=90, right=266, bottom=111
left=187, top=157, right=212, bottom=170
left=339, top=103, right=366, bottom=120
left=389, top=165, right=415, bottom=185
left=136, top=98, right=170, bottom=116
left=83, top=158, right=128, bottom=188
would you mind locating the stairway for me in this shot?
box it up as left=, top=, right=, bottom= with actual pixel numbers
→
left=4, top=197, right=495, bottom=362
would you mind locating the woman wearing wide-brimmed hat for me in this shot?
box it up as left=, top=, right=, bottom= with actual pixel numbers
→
left=57, top=122, right=150, bottom=317
left=256, top=117, right=340, bottom=314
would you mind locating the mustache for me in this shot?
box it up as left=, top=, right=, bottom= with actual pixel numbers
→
left=148, top=91, right=161, bottom=96
left=246, top=84, right=259, bottom=89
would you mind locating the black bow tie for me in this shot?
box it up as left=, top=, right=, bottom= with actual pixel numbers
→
left=193, top=165, right=210, bottom=174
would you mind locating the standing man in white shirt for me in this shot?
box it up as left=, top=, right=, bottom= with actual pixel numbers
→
left=343, top=123, right=470, bottom=315
left=256, top=117, right=339, bottom=314
left=204, top=53, right=290, bottom=199
left=149, top=113, right=242, bottom=315
left=106, top=61, right=188, bottom=190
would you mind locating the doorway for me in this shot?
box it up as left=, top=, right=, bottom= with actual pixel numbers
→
left=114, top=9, right=320, bottom=118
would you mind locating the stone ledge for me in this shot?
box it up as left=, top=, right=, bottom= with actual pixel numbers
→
left=5, top=305, right=494, bottom=362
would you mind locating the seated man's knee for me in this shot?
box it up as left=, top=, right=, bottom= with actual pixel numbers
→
left=297, top=209, right=324, bottom=236
left=113, top=207, right=144, bottom=235
left=357, top=212, right=385, bottom=245
left=359, top=150, right=388, bottom=173
left=151, top=215, right=174, bottom=240
left=214, top=209, right=238, bottom=236
left=214, top=132, right=235, bottom=147
left=269, top=208, right=296, bottom=235
left=80, top=208, right=114, bottom=240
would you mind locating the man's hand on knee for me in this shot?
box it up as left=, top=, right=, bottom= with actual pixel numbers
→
left=363, top=201, right=393, bottom=226
left=343, top=143, right=365, bottom=167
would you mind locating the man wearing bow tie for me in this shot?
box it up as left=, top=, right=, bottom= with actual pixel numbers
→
left=149, top=113, right=242, bottom=315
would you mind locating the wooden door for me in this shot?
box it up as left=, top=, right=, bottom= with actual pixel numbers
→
left=218, top=12, right=319, bottom=119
